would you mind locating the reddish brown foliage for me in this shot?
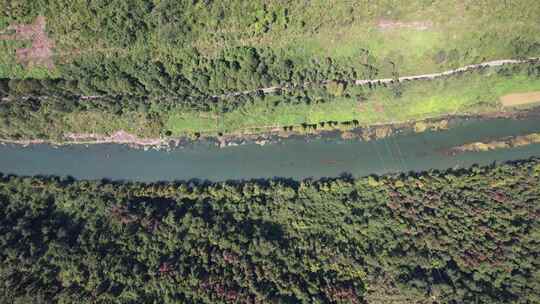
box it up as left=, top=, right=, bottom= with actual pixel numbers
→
left=200, top=280, right=241, bottom=302
left=222, top=251, right=239, bottom=264
left=110, top=205, right=137, bottom=225
left=158, top=262, right=173, bottom=275
left=324, top=286, right=360, bottom=304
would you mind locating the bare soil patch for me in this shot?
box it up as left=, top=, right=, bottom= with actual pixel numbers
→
left=64, top=131, right=163, bottom=146
left=500, top=91, right=540, bottom=107
left=374, top=103, right=385, bottom=113
left=0, top=16, right=55, bottom=70
left=377, top=19, right=433, bottom=31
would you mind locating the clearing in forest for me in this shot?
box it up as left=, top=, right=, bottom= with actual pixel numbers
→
left=500, top=91, right=540, bottom=107
left=0, top=16, right=55, bottom=70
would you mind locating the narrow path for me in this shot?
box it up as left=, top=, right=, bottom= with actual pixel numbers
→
left=217, top=57, right=540, bottom=98
left=364, top=58, right=540, bottom=85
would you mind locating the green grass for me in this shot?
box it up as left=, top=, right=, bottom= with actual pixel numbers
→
left=165, top=71, right=540, bottom=136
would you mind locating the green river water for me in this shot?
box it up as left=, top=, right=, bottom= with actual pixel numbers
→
left=1, top=117, right=539, bottom=181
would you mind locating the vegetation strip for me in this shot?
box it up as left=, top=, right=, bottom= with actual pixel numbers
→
left=449, top=132, right=540, bottom=154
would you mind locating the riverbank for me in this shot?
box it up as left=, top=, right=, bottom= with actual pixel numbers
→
left=2, top=106, right=539, bottom=151
left=176, top=106, right=540, bottom=149
left=165, top=66, right=540, bottom=137
left=0, top=132, right=170, bottom=149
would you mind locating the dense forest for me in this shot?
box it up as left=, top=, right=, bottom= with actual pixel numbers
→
left=1, top=159, right=539, bottom=303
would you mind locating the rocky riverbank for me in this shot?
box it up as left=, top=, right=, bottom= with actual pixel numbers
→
left=2, top=107, right=539, bottom=151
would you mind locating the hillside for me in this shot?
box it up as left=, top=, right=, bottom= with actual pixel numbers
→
left=1, top=1, right=540, bottom=142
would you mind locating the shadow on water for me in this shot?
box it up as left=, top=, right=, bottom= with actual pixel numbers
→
left=1, top=158, right=538, bottom=188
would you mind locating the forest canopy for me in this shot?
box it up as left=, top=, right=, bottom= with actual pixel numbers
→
left=1, top=159, right=539, bottom=303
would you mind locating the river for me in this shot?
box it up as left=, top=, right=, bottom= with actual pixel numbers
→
left=0, top=117, right=539, bottom=181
